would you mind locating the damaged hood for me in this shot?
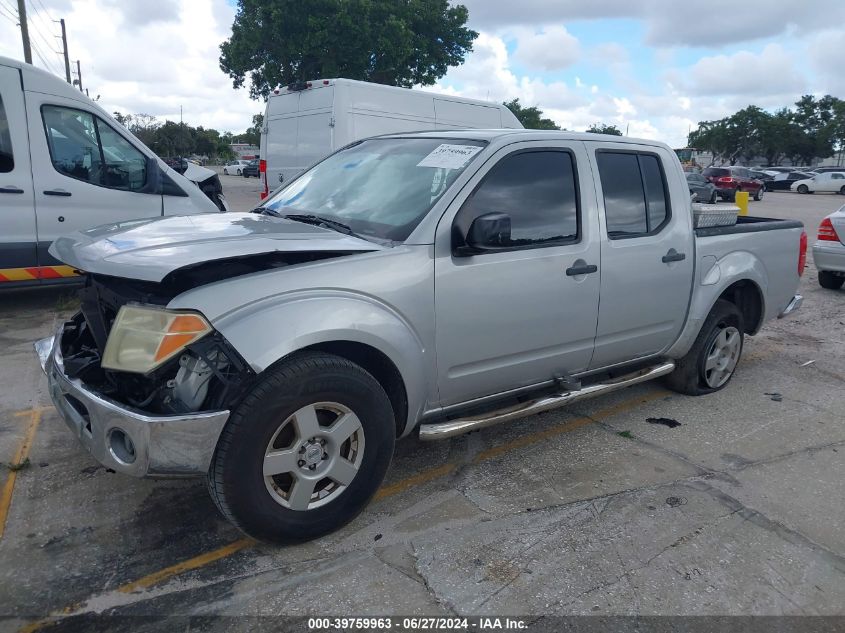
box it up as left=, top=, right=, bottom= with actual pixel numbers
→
left=49, top=212, right=384, bottom=282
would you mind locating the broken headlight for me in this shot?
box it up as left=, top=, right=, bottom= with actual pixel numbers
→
left=101, top=305, right=212, bottom=374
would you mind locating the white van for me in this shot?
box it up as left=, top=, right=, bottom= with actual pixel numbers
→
left=0, top=56, right=221, bottom=288
left=258, top=78, right=523, bottom=199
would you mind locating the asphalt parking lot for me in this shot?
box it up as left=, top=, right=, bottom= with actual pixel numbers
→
left=1, top=187, right=843, bottom=631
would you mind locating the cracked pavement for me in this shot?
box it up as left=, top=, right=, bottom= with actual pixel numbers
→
left=1, top=193, right=844, bottom=629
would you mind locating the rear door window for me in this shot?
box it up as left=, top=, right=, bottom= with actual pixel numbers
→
left=596, top=151, right=671, bottom=239
left=0, top=95, right=14, bottom=173
left=703, top=167, right=728, bottom=178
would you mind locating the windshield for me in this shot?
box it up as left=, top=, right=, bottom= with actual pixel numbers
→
left=262, top=138, right=486, bottom=242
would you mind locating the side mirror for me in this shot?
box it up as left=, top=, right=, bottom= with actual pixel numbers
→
left=456, top=212, right=512, bottom=256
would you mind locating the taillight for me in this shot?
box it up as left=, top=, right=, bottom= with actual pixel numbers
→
left=818, top=218, right=840, bottom=241
left=259, top=159, right=269, bottom=200
left=716, top=177, right=735, bottom=184
left=798, top=230, right=807, bottom=276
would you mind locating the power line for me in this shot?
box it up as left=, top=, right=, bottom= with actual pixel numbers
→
left=0, top=10, right=15, bottom=24
left=32, top=0, right=53, bottom=22
left=30, top=37, right=61, bottom=75
left=0, top=0, right=18, bottom=21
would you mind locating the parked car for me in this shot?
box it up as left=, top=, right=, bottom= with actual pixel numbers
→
left=812, top=205, right=845, bottom=289
left=242, top=159, right=259, bottom=178
left=0, top=56, right=221, bottom=289
left=259, top=78, right=523, bottom=199
left=766, top=171, right=814, bottom=191
left=36, top=130, right=805, bottom=543
left=749, top=170, right=774, bottom=184
left=223, top=160, right=250, bottom=176
left=702, top=166, right=765, bottom=201
left=686, top=172, right=718, bottom=203
left=810, top=166, right=845, bottom=174
left=791, top=172, right=845, bottom=194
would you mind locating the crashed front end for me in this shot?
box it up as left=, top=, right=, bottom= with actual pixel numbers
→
left=37, top=274, right=254, bottom=477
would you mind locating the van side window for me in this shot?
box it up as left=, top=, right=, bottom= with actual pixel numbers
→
left=42, top=105, right=147, bottom=191
left=455, top=150, right=580, bottom=249
left=597, top=151, right=671, bottom=239
left=0, top=96, right=13, bottom=173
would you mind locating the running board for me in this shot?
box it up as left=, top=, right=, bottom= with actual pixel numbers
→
left=418, top=361, right=675, bottom=441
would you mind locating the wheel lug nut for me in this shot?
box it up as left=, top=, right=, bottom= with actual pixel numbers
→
left=309, top=464, right=316, bottom=470
left=322, top=454, right=328, bottom=460
left=298, top=460, right=305, bottom=467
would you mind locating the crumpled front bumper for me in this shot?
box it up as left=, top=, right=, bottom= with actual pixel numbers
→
left=35, top=328, right=230, bottom=478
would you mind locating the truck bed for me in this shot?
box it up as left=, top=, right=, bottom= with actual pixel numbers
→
left=695, top=215, right=803, bottom=237
left=694, top=215, right=805, bottom=326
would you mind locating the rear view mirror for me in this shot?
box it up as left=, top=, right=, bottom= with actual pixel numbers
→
left=456, top=212, right=512, bottom=256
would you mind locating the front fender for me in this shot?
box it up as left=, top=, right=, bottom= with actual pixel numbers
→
left=212, top=292, right=430, bottom=432
left=666, top=250, right=768, bottom=359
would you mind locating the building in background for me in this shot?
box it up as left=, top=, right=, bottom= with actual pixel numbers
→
left=230, top=143, right=259, bottom=159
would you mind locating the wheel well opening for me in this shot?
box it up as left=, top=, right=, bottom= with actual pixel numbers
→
left=718, top=281, right=763, bottom=334
left=305, top=341, right=408, bottom=437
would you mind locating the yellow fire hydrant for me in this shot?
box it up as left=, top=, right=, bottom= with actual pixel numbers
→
left=735, top=190, right=749, bottom=216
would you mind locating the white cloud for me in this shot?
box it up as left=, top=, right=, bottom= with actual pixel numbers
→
left=513, top=26, right=580, bottom=70
left=681, top=44, right=806, bottom=98
left=0, top=0, right=259, bottom=133
left=807, top=29, right=845, bottom=95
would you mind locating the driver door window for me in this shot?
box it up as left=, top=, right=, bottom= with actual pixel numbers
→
left=42, top=105, right=147, bottom=191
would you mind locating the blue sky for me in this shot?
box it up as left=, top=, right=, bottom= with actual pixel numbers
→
left=2, top=0, right=843, bottom=146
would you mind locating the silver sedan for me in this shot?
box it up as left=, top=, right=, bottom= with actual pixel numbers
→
left=812, top=204, right=845, bottom=290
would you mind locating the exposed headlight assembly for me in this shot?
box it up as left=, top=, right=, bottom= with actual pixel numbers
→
left=101, top=305, right=212, bottom=374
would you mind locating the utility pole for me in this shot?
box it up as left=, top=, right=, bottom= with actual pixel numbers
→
left=75, top=59, right=82, bottom=92
left=58, top=19, right=71, bottom=83
left=16, top=0, right=32, bottom=64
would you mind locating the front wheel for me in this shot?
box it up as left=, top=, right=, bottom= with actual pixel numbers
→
left=710, top=190, right=718, bottom=204
left=664, top=299, right=744, bottom=396
left=207, top=352, right=395, bottom=543
left=819, top=271, right=845, bottom=290
left=753, top=187, right=763, bottom=201
left=797, top=184, right=809, bottom=194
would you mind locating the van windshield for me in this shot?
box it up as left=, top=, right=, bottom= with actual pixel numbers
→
left=261, top=138, right=486, bottom=242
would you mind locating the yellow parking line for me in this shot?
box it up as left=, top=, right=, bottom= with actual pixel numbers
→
left=0, top=410, right=43, bottom=540
left=117, top=538, right=255, bottom=594
left=14, top=406, right=53, bottom=418
left=17, top=387, right=670, bottom=631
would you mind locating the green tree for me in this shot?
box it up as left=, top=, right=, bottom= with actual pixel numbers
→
left=502, top=99, right=560, bottom=130
left=586, top=123, right=623, bottom=136
left=239, top=113, right=263, bottom=146
left=220, top=0, right=478, bottom=99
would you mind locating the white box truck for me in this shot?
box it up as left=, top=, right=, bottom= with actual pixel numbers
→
left=258, top=79, right=523, bottom=199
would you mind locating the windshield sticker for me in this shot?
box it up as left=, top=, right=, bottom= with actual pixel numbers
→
left=417, top=144, right=482, bottom=169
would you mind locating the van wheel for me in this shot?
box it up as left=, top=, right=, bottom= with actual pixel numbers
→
left=664, top=300, right=744, bottom=396
left=207, top=352, right=395, bottom=543
left=819, top=271, right=844, bottom=290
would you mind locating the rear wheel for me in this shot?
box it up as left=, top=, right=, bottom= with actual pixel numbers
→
left=664, top=300, right=744, bottom=396
left=819, top=271, right=845, bottom=290
left=207, top=352, right=395, bottom=543
left=223, top=168, right=229, bottom=175
left=797, top=184, right=809, bottom=194
left=753, top=187, right=763, bottom=201
left=709, top=190, right=718, bottom=204
left=839, top=185, right=845, bottom=195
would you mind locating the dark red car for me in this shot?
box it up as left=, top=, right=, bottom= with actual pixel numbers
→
left=702, top=166, right=764, bottom=201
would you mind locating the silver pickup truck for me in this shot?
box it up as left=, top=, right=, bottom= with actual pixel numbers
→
left=36, top=130, right=806, bottom=543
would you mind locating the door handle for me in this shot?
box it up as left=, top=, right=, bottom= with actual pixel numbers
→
left=662, top=249, right=686, bottom=263
left=566, top=263, right=598, bottom=276
left=44, top=189, right=72, bottom=197
left=0, top=186, right=24, bottom=194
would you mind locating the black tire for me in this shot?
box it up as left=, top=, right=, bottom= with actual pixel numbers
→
left=207, top=351, right=396, bottom=543
left=709, top=190, right=718, bottom=204
left=728, top=189, right=738, bottom=202
left=839, top=185, right=845, bottom=195
left=753, top=187, right=763, bottom=201
left=819, top=271, right=845, bottom=290
left=664, top=299, right=744, bottom=396
left=797, top=184, right=809, bottom=194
